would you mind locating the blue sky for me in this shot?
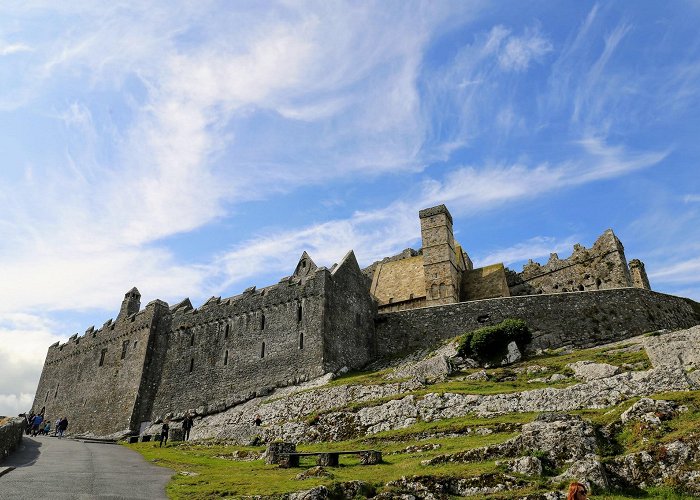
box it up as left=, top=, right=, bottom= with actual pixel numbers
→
left=1, top=1, right=700, bottom=416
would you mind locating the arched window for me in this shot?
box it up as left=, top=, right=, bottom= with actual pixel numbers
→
left=439, top=283, right=446, bottom=298
left=431, top=283, right=439, bottom=298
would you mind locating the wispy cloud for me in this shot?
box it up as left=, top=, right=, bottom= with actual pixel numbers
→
left=476, top=236, right=579, bottom=268
left=0, top=41, right=32, bottom=56
left=498, top=27, right=553, bottom=72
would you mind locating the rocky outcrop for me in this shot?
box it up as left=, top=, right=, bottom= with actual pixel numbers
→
left=643, top=325, right=700, bottom=369
left=566, top=361, right=620, bottom=381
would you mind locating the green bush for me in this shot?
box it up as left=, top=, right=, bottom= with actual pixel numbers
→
left=457, top=319, right=531, bottom=361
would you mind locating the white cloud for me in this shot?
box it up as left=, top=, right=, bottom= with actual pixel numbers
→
left=476, top=236, right=580, bottom=268
left=0, top=313, right=64, bottom=416
left=649, top=257, right=700, bottom=285
left=0, top=42, right=32, bottom=56
left=498, top=28, right=553, bottom=71
left=684, top=194, right=700, bottom=203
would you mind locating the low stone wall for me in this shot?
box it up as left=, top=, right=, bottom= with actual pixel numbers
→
left=0, top=418, right=24, bottom=463
left=375, top=288, right=700, bottom=356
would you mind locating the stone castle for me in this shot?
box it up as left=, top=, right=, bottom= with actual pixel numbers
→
left=32, top=205, right=700, bottom=437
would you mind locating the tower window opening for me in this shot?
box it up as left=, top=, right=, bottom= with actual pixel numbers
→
left=299, top=332, right=304, bottom=350
left=121, top=340, right=129, bottom=359
left=54, top=384, right=59, bottom=398
left=224, top=350, right=229, bottom=366
left=190, top=333, right=195, bottom=346
left=224, top=323, right=230, bottom=339
left=260, top=313, right=265, bottom=330
left=45, top=391, right=49, bottom=402
left=99, top=348, right=107, bottom=367
left=189, top=358, right=194, bottom=373
left=297, top=304, right=302, bottom=322
left=261, top=342, right=265, bottom=358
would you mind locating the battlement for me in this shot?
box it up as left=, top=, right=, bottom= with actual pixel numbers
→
left=418, top=204, right=453, bottom=224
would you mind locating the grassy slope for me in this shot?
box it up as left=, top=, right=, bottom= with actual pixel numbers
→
left=128, top=341, right=700, bottom=499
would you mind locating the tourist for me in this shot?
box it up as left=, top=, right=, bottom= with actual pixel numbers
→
left=54, top=417, right=61, bottom=436
left=31, top=413, right=44, bottom=436
left=42, top=420, right=51, bottom=435
left=25, top=412, right=34, bottom=435
left=57, top=417, right=68, bottom=438
left=253, top=414, right=262, bottom=426
left=182, top=413, right=194, bottom=441
left=159, top=421, right=169, bottom=447
left=567, top=482, right=588, bottom=500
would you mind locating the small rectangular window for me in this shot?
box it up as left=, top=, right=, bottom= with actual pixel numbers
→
left=99, top=348, right=107, bottom=367
left=189, top=358, right=194, bottom=373
left=224, top=350, right=229, bottom=366
left=121, top=340, right=129, bottom=360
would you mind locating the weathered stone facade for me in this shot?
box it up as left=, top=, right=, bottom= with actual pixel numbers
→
left=32, top=251, right=375, bottom=436
left=31, top=204, right=699, bottom=437
left=0, top=418, right=24, bottom=463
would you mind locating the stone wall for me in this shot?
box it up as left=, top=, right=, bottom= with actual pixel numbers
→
left=148, top=269, right=329, bottom=423
left=323, top=251, right=377, bottom=372
left=510, top=230, right=635, bottom=296
left=375, top=288, right=700, bottom=357
left=0, top=418, right=24, bottom=463
left=31, top=299, right=166, bottom=436
left=462, top=263, right=510, bottom=301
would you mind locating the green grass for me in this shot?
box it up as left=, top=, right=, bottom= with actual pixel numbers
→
left=128, top=339, right=699, bottom=499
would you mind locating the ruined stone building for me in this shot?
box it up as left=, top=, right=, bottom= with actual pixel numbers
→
left=32, top=205, right=698, bottom=437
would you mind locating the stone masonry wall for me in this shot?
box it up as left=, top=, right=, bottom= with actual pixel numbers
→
left=0, top=418, right=24, bottom=463
left=375, top=288, right=700, bottom=357
left=323, top=251, right=377, bottom=373
left=148, top=271, right=329, bottom=423
left=31, top=301, right=164, bottom=436
left=510, top=230, right=633, bottom=296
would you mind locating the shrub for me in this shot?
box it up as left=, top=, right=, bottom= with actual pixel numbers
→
left=457, top=319, right=531, bottom=362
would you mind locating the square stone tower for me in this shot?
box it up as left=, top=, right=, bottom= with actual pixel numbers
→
left=419, top=204, right=462, bottom=305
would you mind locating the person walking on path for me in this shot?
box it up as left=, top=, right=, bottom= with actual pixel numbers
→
left=31, top=413, right=44, bottom=436
left=182, top=414, right=194, bottom=441
left=57, top=416, right=69, bottom=438
left=54, top=417, right=61, bottom=436
left=159, top=421, right=169, bottom=447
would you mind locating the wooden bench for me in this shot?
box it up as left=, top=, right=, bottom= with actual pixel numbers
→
left=278, top=450, right=382, bottom=468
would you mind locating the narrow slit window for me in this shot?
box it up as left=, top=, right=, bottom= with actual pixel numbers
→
left=121, top=340, right=129, bottom=359
left=189, top=358, right=194, bottom=373
left=261, top=342, right=265, bottom=358
left=260, top=313, right=265, bottom=330
left=224, top=350, right=229, bottom=366
left=190, top=333, right=195, bottom=346
left=299, top=332, right=304, bottom=350
left=99, top=348, right=107, bottom=367
left=45, top=391, right=49, bottom=402
left=297, top=304, right=302, bottom=322
left=224, top=323, right=230, bottom=339
left=54, top=384, right=59, bottom=398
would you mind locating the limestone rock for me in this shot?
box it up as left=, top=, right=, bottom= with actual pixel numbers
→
left=295, top=466, right=332, bottom=480
left=566, top=361, right=620, bottom=381
left=508, top=456, right=543, bottom=476
left=620, top=398, right=677, bottom=425
left=554, top=454, right=609, bottom=492
left=518, top=414, right=598, bottom=465
left=502, top=341, right=522, bottom=366
left=463, top=370, right=489, bottom=381
left=644, top=325, right=700, bottom=370
left=391, top=354, right=453, bottom=383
